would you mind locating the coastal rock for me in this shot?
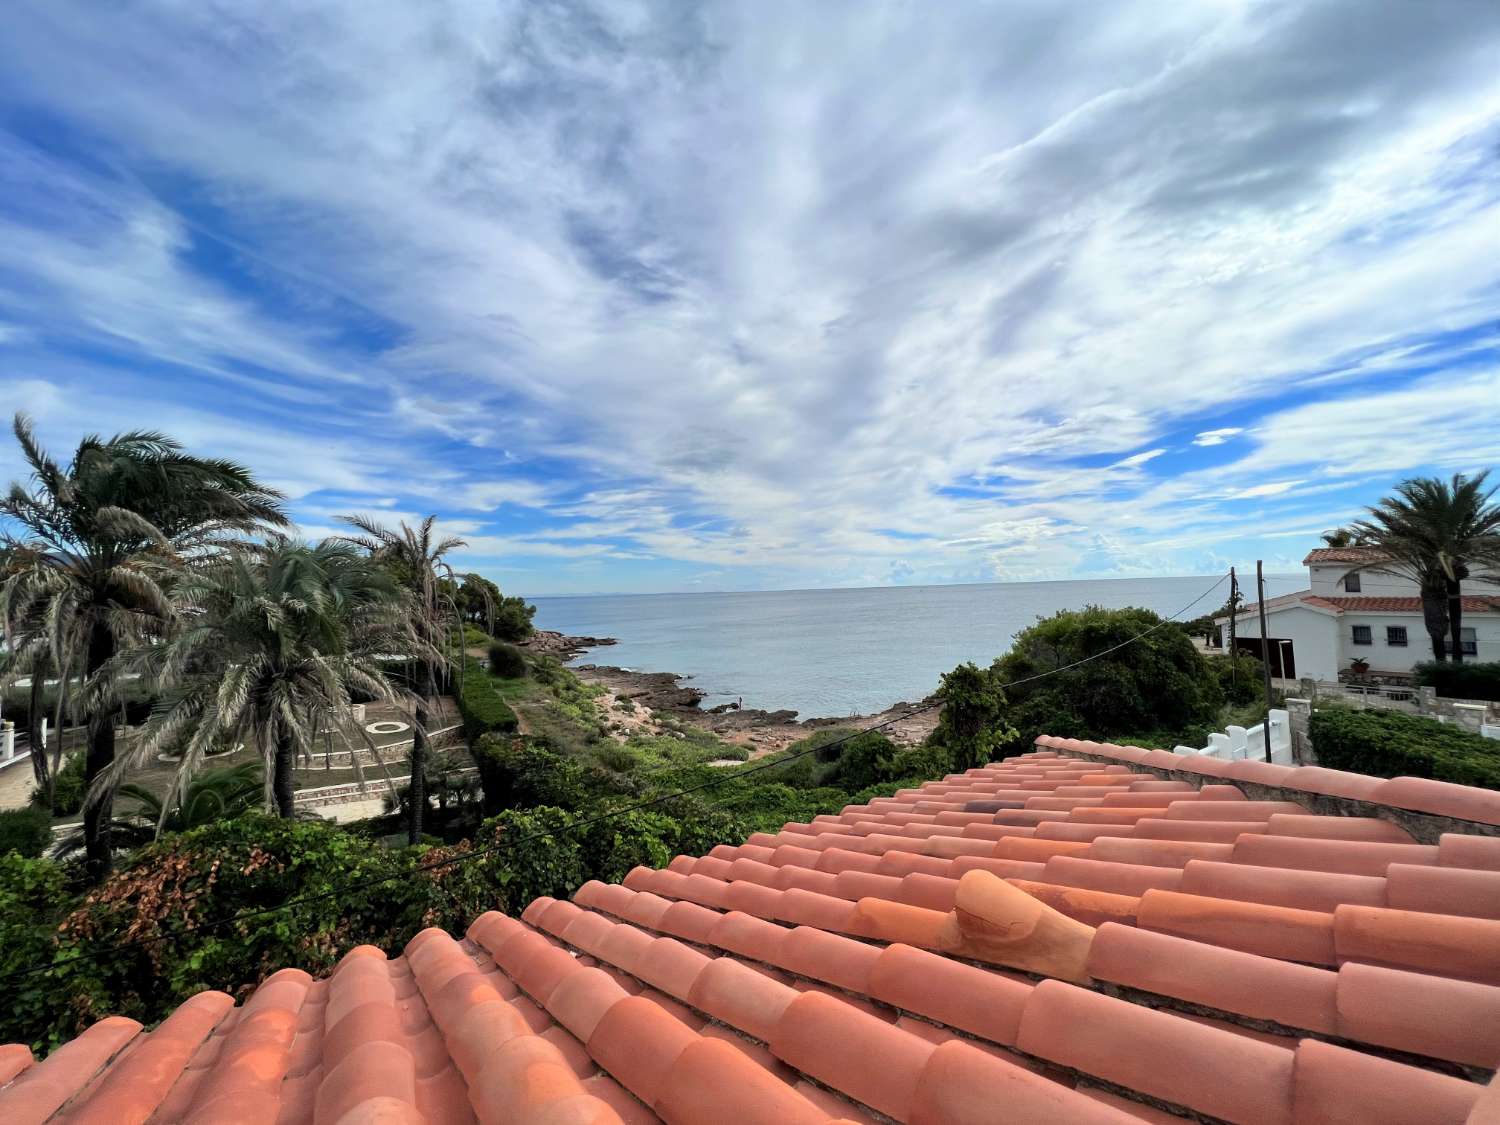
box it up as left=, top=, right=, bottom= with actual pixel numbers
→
left=520, top=630, right=618, bottom=659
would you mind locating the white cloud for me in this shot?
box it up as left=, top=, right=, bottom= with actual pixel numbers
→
left=0, top=3, right=1497, bottom=591
left=1115, top=448, right=1167, bottom=467
left=1193, top=428, right=1243, bottom=446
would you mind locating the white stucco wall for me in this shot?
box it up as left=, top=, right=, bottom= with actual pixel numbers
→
left=1309, top=564, right=1420, bottom=597
left=1222, top=605, right=1340, bottom=681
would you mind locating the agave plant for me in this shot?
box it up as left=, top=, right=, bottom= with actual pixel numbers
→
left=50, top=760, right=265, bottom=858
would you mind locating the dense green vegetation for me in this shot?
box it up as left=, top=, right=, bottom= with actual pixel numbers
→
left=487, top=641, right=528, bottom=679
left=1309, top=708, right=1500, bottom=789
left=0, top=807, right=51, bottom=858
left=989, top=605, right=1225, bottom=753
left=1414, top=661, right=1500, bottom=702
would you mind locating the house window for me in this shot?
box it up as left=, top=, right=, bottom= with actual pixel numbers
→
left=1443, top=628, right=1479, bottom=657
left=1344, top=571, right=1361, bottom=592
left=1351, top=625, right=1372, bottom=646
left=1386, top=626, right=1407, bottom=646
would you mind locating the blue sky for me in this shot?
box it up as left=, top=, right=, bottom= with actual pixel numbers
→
left=1, top=2, right=1498, bottom=597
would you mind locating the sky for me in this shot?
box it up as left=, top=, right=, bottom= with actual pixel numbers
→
left=1, top=1, right=1498, bottom=597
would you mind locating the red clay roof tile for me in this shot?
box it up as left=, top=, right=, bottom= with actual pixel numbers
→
left=1335, top=961, right=1500, bottom=1069
left=770, top=989, right=935, bottom=1120
left=1085, top=922, right=1339, bottom=1033
left=1179, top=859, right=1388, bottom=913
left=1385, top=863, right=1500, bottom=920
left=1290, top=1039, right=1480, bottom=1125
left=1137, top=888, right=1337, bottom=964
left=1332, top=905, right=1500, bottom=985
left=1016, top=979, right=1296, bottom=1124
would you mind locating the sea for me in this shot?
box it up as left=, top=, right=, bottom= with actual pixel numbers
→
left=530, top=573, right=1304, bottom=719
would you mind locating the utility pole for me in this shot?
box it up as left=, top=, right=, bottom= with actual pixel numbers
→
left=1256, top=560, right=1275, bottom=763
left=1228, top=567, right=1238, bottom=655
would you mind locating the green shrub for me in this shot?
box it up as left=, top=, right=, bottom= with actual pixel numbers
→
left=992, top=606, right=1226, bottom=753
left=32, top=754, right=87, bottom=817
left=1208, top=651, right=1265, bottom=706
left=0, top=807, right=52, bottom=857
left=1414, top=662, right=1500, bottom=702
left=462, top=623, right=493, bottom=648
left=931, top=663, right=1016, bottom=770
left=455, top=658, right=519, bottom=741
left=1309, top=708, right=1500, bottom=789
left=487, top=642, right=527, bottom=679
left=470, top=736, right=589, bottom=814
left=0, top=814, right=460, bottom=1052
left=490, top=596, right=537, bottom=643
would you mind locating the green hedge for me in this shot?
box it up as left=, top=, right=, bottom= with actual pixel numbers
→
left=456, top=657, right=519, bottom=741
left=1414, top=662, right=1500, bottom=703
left=0, top=808, right=51, bottom=857
left=1309, top=708, right=1500, bottom=789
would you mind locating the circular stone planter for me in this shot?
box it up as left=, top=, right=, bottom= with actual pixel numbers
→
left=364, top=720, right=410, bottom=736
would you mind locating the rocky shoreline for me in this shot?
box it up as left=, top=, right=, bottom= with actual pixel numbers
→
left=538, top=632, right=939, bottom=754
left=520, top=629, right=619, bottom=660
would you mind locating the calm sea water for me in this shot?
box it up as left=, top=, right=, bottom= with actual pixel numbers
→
left=530, top=574, right=1303, bottom=719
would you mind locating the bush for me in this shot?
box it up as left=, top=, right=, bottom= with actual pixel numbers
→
left=491, top=596, right=537, bottom=643
left=455, top=657, right=519, bottom=741
left=992, top=606, right=1226, bottom=753
left=1209, top=651, right=1265, bottom=706
left=931, top=663, right=1017, bottom=770
left=0, top=807, right=52, bottom=857
left=1309, top=708, right=1500, bottom=789
left=0, top=814, right=461, bottom=1052
left=32, top=754, right=87, bottom=817
left=462, top=624, right=493, bottom=648
left=470, top=736, right=589, bottom=815
left=1414, top=662, right=1500, bottom=702
left=487, top=642, right=527, bottom=679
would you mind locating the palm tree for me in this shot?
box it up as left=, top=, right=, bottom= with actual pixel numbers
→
left=1352, top=472, right=1500, bottom=663
left=0, top=415, right=285, bottom=880
left=108, top=539, right=408, bottom=819
left=338, top=515, right=464, bottom=844
left=50, top=760, right=264, bottom=857
left=1319, top=528, right=1362, bottom=549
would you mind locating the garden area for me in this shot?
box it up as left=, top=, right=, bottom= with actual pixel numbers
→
left=0, top=636, right=959, bottom=1052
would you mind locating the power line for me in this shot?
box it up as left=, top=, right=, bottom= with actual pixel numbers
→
left=0, top=572, right=1228, bottom=986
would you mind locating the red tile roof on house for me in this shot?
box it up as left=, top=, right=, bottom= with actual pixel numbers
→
left=5, top=742, right=1500, bottom=1123
left=1301, top=594, right=1500, bottom=614
left=1302, top=547, right=1390, bottom=565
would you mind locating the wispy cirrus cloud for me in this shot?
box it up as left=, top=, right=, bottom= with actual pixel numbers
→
left=0, top=1, right=1497, bottom=593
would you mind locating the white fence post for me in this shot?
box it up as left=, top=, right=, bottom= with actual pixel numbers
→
left=1, top=720, right=13, bottom=760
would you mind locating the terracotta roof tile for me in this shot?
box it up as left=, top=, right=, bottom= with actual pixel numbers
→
left=12, top=744, right=1500, bottom=1122
left=1290, top=1039, right=1481, bottom=1124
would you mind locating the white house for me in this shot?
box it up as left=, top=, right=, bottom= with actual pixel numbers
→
left=1215, top=547, right=1500, bottom=681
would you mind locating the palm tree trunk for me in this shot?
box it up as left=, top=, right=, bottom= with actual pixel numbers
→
left=83, top=622, right=116, bottom=884
left=26, top=652, right=52, bottom=807
left=1421, top=583, right=1448, bottom=661
left=273, top=734, right=296, bottom=817
left=1448, top=577, right=1466, bottom=665
left=408, top=678, right=430, bottom=845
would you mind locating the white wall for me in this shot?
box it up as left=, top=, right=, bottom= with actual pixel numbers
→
left=1340, top=612, right=1500, bottom=673
left=1224, top=605, right=1340, bottom=681
left=1309, top=564, right=1420, bottom=597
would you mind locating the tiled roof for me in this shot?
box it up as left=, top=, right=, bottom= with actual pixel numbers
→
left=1300, top=595, right=1500, bottom=614
left=6, top=743, right=1500, bottom=1124
left=1302, top=547, right=1389, bottom=564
